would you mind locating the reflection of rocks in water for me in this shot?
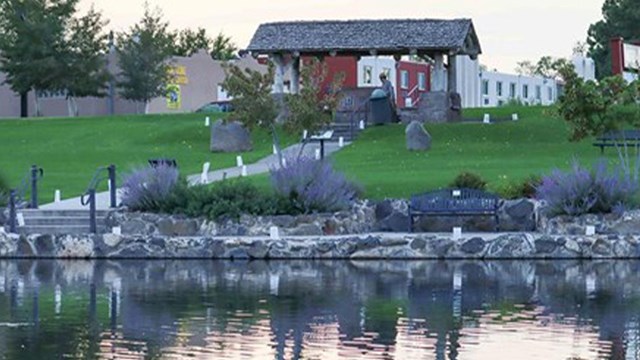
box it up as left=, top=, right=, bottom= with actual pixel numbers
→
left=2, top=259, right=640, bottom=359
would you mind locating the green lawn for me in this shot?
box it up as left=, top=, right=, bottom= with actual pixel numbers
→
left=0, top=113, right=295, bottom=202
left=331, top=106, right=620, bottom=199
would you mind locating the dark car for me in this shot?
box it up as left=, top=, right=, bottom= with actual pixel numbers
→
left=195, top=101, right=234, bottom=113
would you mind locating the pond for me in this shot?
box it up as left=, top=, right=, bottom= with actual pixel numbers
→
left=0, top=259, right=637, bottom=359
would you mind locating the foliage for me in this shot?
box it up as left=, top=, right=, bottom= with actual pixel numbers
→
left=116, top=3, right=174, bottom=111
left=171, top=27, right=211, bottom=57
left=515, top=56, right=570, bottom=80
left=0, top=171, right=9, bottom=206
left=587, top=0, right=640, bottom=78
left=221, top=63, right=277, bottom=131
left=61, top=6, right=110, bottom=116
left=497, top=175, right=542, bottom=200
left=557, top=65, right=640, bottom=141
left=120, top=164, right=180, bottom=211
left=161, top=179, right=292, bottom=220
left=271, top=156, right=359, bottom=214
left=536, top=160, right=638, bottom=216
left=285, top=58, right=344, bottom=135
left=210, top=32, right=237, bottom=60
left=0, top=0, right=82, bottom=116
left=449, top=171, right=487, bottom=190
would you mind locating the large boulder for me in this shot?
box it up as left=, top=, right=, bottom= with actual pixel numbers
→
left=210, top=120, right=252, bottom=152
left=405, top=121, right=432, bottom=151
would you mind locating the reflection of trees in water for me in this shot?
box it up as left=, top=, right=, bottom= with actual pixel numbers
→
left=1, top=260, right=640, bottom=359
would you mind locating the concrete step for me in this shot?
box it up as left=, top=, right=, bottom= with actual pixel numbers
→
left=22, top=216, right=107, bottom=226
left=16, top=225, right=108, bottom=235
left=17, top=209, right=110, bottom=218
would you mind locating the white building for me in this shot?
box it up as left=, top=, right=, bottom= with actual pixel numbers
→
left=572, top=55, right=596, bottom=81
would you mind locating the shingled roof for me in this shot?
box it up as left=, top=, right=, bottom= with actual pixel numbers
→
left=245, top=19, right=481, bottom=58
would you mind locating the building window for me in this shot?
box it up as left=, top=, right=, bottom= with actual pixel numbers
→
left=536, top=85, right=541, bottom=100
left=382, top=68, right=391, bottom=79
left=547, top=87, right=553, bottom=101
left=418, top=72, right=426, bottom=90
left=509, top=83, right=516, bottom=98
left=522, top=84, right=529, bottom=99
left=482, top=80, right=489, bottom=96
left=496, top=81, right=503, bottom=97
left=400, top=70, right=409, bottom=89
left=363, top=66, right=373, bottom=84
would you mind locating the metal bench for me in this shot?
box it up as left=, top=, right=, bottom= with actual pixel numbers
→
left=593, top=130, right=640, bottom=154
left=408, top=188, right=500, bottom=232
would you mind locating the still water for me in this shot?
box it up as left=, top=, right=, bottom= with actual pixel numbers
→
left=0, top=260, right=638, bottom=359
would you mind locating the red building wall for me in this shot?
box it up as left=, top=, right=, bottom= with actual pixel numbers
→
left=396, top=61, right=431, bottom=107
left=611, top=37, right=625, bottom=75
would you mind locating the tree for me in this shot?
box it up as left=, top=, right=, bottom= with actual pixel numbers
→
left=514, top=60, right=536, bottom=76
left=0, top=0, right=79, bottom=116
left=211, top=32, right=237, bottom=60
left=172, top=27, right=211, bottom=57
left=116, top=4, right=174, bottom=113
left=587, top=0, right=640, bottom=79
left=61, top=6, right=110, bottom=116
left=515, top=56, right=570, bottom=80
left=557, top=64, right=640, bottom=141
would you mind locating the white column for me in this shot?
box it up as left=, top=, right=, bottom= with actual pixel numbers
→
left=272, top=54, right=285, bottom=94
left=432, top=54, right=446, bottom=92
left=291, top=57, right=300, bottom=94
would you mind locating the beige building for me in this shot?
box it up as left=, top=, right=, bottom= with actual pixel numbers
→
left=0, top=50, right=267, bottom=118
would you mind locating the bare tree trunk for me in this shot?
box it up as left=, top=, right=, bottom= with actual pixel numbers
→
left=72, top=96, right=79, bottom=116
left=144, top=101, right=150, bottom=115
left=66, top=96, right=74, bottom=117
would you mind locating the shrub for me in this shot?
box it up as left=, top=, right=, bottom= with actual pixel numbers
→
left=120, top=165, right=181, bottom=211
left=0, top=171, right=8, bottom=207
left=536, top=161, right=638, bottom=216
left=498, top=175, right=542, bottom=199
left=271, top=156, right=359, bottom=213
left=163, top=179, right=293, bottom=221
left=449, top=171, right=487, bottom=190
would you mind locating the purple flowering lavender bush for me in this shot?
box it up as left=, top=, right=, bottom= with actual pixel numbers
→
left=271, top=156, right=360, bottom=213
left=536, top=160, right=638, bottom=216
left=121, top=164, right=181, bottom=211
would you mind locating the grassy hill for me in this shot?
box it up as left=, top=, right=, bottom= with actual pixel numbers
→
left=0, top=113, right=295, bottom=202
left=332, top=106, right=620, bottom=199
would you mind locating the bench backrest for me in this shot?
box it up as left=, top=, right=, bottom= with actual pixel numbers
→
left=597, top=130, right=640, bottom=141
left=410, top=188, right=499, bottom=212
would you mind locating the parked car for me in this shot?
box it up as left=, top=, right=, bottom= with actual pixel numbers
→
left=195, top=101, right=234, bottom=113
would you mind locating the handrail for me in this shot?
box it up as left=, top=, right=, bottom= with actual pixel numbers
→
left=80, top=165, right=116, bottom=234
left=14, top=165, right=44, bottom=209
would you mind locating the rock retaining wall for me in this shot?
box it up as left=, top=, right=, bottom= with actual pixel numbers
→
left=2, top=231, right=639, bottom=259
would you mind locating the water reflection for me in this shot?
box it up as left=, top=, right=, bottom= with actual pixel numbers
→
left=0, top=260, right=638, bottom=359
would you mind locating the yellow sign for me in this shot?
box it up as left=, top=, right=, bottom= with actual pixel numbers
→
left=169, top=65, right=189, bottom=85
left=166, top=84, right=181, bottom=110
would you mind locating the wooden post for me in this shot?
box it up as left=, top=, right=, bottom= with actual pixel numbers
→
left=432, top=54, right=446, bottom=92
left=291, top=57, right=300, bottom=94
left=447, top=54, right=458, bottom=93
left=272, top=54, right=286, bottom=94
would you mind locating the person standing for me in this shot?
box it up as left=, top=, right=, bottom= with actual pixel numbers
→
left=379, top=73, right=398, bottom=122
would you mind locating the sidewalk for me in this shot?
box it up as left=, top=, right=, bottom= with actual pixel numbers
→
left=40, top=141, right=349, bottom=210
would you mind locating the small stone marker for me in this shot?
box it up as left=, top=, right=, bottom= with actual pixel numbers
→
left=483, top=114, right=491, bottom=124
left=241, top=165, right=248, bottom=177
left=315, top=149, right=321, bottom=160
left=585, top=225, right=596, bottom=236
left=236, top=155, right=243, bottom=167
left=338, top=137, right=344, bottom=148
left=282, top=158, right=287, bottom=167
left=112, top=226, right=122, bottom=235
left=205, top=116, right=210, bottom=127
left=269, top=226, right=280, bottom=240
left=302, top=129, right=308, bottom=139
left=512, top=113, right=519, bottom=121
left=453, top=269, right=462, bottom=290
left=272, top=144, right=278, bottom=155
left=54, top=190, right=61, bottom=203
left=452, top=190, right=461, bottom=197
left=452, top=227, right=462, bottom=240
left=17, top=213, right=25, bottom=227
left=201, top=162, right=210, bottom=184
left=359, top=120, right=365, bottom=130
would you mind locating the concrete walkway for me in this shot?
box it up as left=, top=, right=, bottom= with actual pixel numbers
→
left=40, top=141, right=349, bottom=210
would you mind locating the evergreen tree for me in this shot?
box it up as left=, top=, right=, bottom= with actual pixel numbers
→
left=587, top=0, right=640, bottom=78
left=116, top=4, right=174, bottom=113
